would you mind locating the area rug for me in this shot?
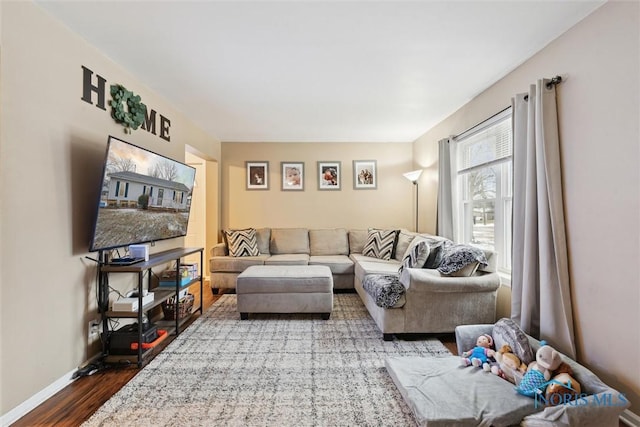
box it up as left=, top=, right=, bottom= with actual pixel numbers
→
left=83, top=294, right=451, bottom=427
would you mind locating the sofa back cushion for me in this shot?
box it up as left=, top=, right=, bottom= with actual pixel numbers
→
left=270, top=228, right=310, bottom=254
left=478, top=249, right=497, bottom=273
left=255, top=228, right=271, bottom=255
left=394, top=230, right=418, bottom=261
left=309, top=228, right=349, bottom=256
left=348, top=229, right=369, bottom=253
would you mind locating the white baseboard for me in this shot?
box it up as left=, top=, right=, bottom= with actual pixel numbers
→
left=621, top=409, right=640, bottom=427
left=1, top=352, right=103, bottom=427
left=1, top=368, right=75, bottom=426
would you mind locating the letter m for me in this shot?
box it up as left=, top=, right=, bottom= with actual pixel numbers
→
left=592, top=393, right=609, bottom=406
left=142, top=109, right=157, bottom=135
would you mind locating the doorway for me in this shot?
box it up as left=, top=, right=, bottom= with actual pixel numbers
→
left=185, top=151, right=207, bottom=273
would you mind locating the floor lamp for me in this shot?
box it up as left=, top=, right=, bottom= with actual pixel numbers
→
left=403, top=169, right=423, bottom=232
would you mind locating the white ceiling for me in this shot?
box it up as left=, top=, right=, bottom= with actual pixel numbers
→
left=35, top=1, right=604, bottom=143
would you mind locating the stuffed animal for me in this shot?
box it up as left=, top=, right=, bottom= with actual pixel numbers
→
left=545, top=371, right=582, bottom=406
left=515, top=344, right=562, bottom=397
left=460, top=334, right=495, bottom=370
left=491, top=344, right=527, bottom=384
left=544, top=362, right=581, bottom=406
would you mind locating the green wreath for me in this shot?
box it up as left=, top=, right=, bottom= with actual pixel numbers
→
left=110, top=84, right=147, bottom=133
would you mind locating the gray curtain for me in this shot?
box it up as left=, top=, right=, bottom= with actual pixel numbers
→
left=511, top=79, right=576, bottom=359
left=436, top=138, right=455, bottom=240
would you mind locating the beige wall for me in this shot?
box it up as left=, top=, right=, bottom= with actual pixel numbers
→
left=221, top=142, right=415, bottom=231
left=0, top=2, right=221, bottom=416
left=414, top=1, right=639, bottom=413
left=2, top=0, right=638, bottom=420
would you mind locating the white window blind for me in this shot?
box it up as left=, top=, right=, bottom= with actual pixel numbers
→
left=453, top=107, right=513, bottom=278
left=457, top=108, right=512, bottom=174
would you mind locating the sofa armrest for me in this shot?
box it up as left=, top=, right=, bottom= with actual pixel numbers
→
left=454, top=324, right=494, bottom=356
left=400, top=268, right=501, bottom=293
left=211, top=242, right=228, bottom=257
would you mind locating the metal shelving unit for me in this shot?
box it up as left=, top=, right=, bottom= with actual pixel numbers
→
left=98, top=247, right=204, bottom=367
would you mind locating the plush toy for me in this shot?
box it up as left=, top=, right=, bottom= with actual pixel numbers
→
left=491, top=344, right=527, bottom=384
left=460, top=334, right=495, bottom=370
left=544, top=362, right=581, bottom=406
left=515, top=343, right=562, bottom=397
left=545, top=372, right=582, bottom=406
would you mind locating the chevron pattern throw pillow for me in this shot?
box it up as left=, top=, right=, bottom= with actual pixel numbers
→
left=398, top=241, right=430, bottom=275
left=223, top=228, right=260, bottom=257
left=362, top=229, right=398, bottom=260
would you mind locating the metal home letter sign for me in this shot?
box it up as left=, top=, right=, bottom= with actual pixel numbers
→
left=81, top=65, right=171, bottom=142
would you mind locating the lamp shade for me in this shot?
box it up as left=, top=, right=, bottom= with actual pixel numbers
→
left=403, top=169, right=423, bottom=183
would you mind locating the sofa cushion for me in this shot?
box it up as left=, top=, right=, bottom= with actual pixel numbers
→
left=492, top=318, right=536, bottom=366
left=309, top=229, right=349, bottom=256
left=354, top=258, right=402, bottom=278
left=362, top=228, right=399, bottom=260
left=385, top=355, right=543, bottom=426
left=394, top=230, right=417, bottom=261
left=270, top=228, right=310, bottom=255
left=265, top=254, right=310, bottom=265
left=348, top=229, right=369, bottom=254
left=362, top=274, right=406, bottom=308
left=424, top=239, right=450, bottom=268
left=309, top=255, right=354, bottom=275
left=223, top=228, right=260, bottom=257
left=236, top=265, right=333, bottom=294
left=209, top=255, right=269, bottom=273
left=438, top=244, right=488, bottom=276
left=398, top=241, right=430, bottom=275
left=255, top=228, right=271, bottom=255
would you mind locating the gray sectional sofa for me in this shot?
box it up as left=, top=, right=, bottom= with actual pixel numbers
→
left=209, top=227, right=501, bottom=339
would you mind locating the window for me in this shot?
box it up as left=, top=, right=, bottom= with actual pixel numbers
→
left=454, top=108, right=512, bottom=276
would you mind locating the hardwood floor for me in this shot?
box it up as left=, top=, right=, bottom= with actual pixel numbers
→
left=13, top=282, right=221, bottom=427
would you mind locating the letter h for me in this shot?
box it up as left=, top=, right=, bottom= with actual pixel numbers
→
left=81, top=65, right=106, bottom=110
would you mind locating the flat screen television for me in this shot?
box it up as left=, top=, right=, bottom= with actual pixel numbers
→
left=89, top=136, right=196, bottom=253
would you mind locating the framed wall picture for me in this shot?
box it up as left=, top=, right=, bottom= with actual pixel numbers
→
left=246, top=161, right=269, bottom=190
left=353, top=160, right=377, bottom=189
left=317, top=161, right=341, bottom=190
left=281, top=161, right=304, bottom=191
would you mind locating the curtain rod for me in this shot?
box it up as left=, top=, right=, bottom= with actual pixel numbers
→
left=524, top=75, right=563, bottom=101
left=546, top=75, right=563, bottom=89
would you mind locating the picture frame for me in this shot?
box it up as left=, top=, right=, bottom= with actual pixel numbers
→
left=281, top=162, right=304, bottom=191
left=353, top=160, right=377, bottom=189
left=246, top=161, right=269, bottom=190
left=317, top=161, right=341, bottom=190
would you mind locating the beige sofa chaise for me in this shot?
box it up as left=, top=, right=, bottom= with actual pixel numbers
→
left=210, top=227, right=501, bottom=339
left=353, top=231, right=500, bottom=340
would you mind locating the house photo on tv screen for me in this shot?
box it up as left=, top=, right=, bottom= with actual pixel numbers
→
left=89, top=136, right=196, bottom=252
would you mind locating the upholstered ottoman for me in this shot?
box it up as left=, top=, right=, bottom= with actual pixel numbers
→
left=236, top=265, right=334, bottom=320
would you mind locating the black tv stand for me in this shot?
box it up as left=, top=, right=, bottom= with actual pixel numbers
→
left=97, top=247, right=204, bottom=367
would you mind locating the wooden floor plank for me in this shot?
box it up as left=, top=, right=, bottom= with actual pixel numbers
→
left=12, top=281, right=219, bottom=427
